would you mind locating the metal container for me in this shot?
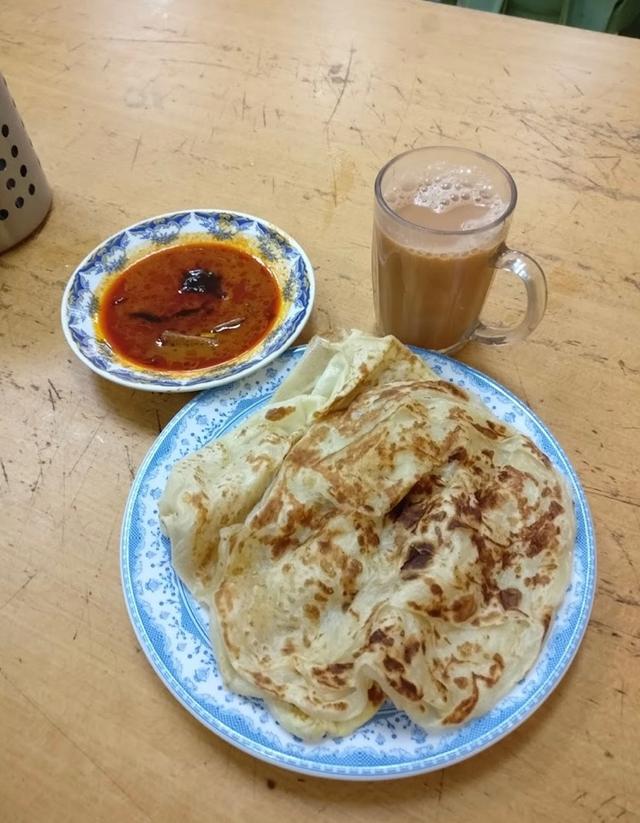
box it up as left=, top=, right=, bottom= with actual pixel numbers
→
left=0, top=73, right=52, bottom=253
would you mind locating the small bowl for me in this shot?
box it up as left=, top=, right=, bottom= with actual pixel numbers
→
left=61, top=209, right=315, bottom=392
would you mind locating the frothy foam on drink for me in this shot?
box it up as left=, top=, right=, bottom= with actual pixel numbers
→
left=373, top=153, right=511, bottom=350
left=385, top=164, right=507, bottom=231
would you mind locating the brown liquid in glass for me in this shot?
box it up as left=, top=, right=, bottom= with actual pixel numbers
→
left=373, top=202, right=505, bottom=350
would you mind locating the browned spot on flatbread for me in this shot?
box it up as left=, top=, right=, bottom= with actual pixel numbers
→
left=184, top=491, right=214, bottom=571
left=397, top=677, right=422, bottom=701
left=524, top=501, right=564, bottom=557
left=304, top=603, right=320, bottom=621
left=340, top=557, right=362, bottom=610
left=433, top=678, right=448, bottom=699
left=251, top=492, right=282, bottom=529
left=328, top=661, right=353, bottom=674
left=432, top=380, right=468, bottom=400
left=525, top=440, right=552, bottom=469
left=282, top=639, right=295, bottom=655
left=390, top=501, right=424, bottom=530
left=388, top=475, right=444, bottom=529
left=471, top=419, right=507, bottom=440
left=246, top=452, right=277, bottom=471
left=443, top=677, right=479, bottom=724
left=369, top=628, right=394, bottom=647
left=383, top=655, right=405, bottom=673
left=311, top=661, right=353, bottom=688
left=499, top=587, right=522, bottom=609
left=548, top=499, right=564, bottom=517
left=357, top=519, right=381, bottom=550
left=453, top=493, right=483, bottom=522
left=448, top=446, right=468, bottom=463
left=367, top=683, right=385, bottom=706
left=497, top=468, right=538, bottom=512
left=215, top=579, right=233, bottom=613
left=401, top=542, right=435, bottom=573
left=474, top=487, right=500, bottom=510
left=458, top=641, right=482, bottom=657
left=184, top=485, right=209, bottom=517
left=451, top=594, right=477, bottom=622
left=525, top=573, right=551, bottom=588
left=264, top=498, right=334, bottom=559
left=286, top=443, right=322, bottom=467
left=328, top=700, right=348, bottom=711
left=220, top=623, right=240, bottom=657
left=403, top=639, right=421, bottom=664
left=488, top=653, right=505, bottom=682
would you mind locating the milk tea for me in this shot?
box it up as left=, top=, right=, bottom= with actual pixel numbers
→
left=373, top=163, right=509, bottom=351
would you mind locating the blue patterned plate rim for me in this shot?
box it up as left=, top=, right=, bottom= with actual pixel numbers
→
left=120, top=346, right=596, bottom=780
left=60, top=209, right=315, bottom=393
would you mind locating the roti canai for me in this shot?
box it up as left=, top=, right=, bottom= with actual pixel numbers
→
left=159, top=331, right=574, bottom=740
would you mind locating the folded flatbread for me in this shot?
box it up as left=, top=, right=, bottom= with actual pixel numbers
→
left=160, top=331, right=574, bottom=739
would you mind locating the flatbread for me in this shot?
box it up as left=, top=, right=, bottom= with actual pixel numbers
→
left=160, top=331, right=574, bottom=739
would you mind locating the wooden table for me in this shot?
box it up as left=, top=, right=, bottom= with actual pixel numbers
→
left=1, top=0, right=639, bottom=819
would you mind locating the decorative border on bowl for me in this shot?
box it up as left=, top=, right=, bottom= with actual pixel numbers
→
left=61, top=210, right=315, bottom=392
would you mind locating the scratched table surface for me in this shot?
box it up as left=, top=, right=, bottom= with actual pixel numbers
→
left=1, top=0, right=639, bottom=820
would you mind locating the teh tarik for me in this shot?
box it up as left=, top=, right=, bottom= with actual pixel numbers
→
left=373, top=158, right=510, bottom=351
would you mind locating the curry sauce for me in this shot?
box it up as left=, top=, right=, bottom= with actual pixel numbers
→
left=98, top=242, right=281, bottom=371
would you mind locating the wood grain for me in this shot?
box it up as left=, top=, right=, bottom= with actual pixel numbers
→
left=1, top=0, right=639, bottom=820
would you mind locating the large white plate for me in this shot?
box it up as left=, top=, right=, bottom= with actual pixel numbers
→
left=120, top=347, right=595, bottom=780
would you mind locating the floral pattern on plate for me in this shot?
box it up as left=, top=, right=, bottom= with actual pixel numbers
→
left=121, top=347, right=596, bottom=779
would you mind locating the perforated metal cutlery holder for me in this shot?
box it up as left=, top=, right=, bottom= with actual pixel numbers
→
left=0, top=73, right=52, bottom=253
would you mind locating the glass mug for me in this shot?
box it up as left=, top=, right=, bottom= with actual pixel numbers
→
left=372, top=146, right=546, bottom=353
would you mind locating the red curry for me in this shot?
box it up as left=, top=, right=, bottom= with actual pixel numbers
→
left=98, top=242, right=281, bottom=371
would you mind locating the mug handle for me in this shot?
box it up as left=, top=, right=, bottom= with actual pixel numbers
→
left=472, top=249, right=547, bottom=346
